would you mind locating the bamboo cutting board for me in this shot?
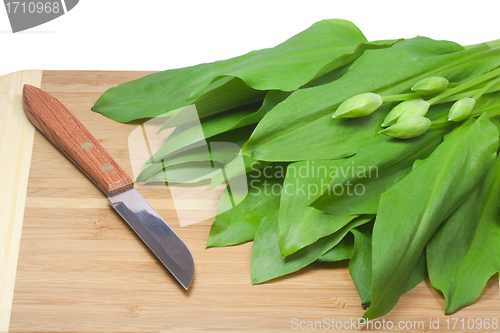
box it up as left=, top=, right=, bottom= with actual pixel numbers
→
left=3, top=70, right=500, bottom=332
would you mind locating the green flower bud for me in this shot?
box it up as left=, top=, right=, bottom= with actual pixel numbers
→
left=411, top=77, right=449, bottom=95
left=379, top=116, right=432, bottom=139
left=448, top=97, right=476, bottom=122
left=332, top=93, right=382, bottom=119
left=382, top=99, right=430, bottom=127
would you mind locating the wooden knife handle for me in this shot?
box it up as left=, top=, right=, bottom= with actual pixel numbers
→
left=23, top=84, right=134, bottom=196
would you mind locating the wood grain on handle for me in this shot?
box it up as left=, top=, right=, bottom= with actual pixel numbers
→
left=22, top=84, right=134, bottom=196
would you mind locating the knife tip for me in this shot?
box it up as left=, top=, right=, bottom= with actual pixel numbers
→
left=181, top=281, right=192, bottom=290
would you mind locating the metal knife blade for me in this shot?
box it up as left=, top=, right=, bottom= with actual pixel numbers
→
left=22, top=84, right=194, bottom=289
left=109, top=188, right=194, bottom=289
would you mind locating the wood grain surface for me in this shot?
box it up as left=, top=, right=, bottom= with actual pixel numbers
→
left=0, top=70, right=42, bottom=333
left=7, top=71, right=500, bottom=332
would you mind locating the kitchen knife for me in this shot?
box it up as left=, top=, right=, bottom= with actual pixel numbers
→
left=22, top=84, right=194, bottom=290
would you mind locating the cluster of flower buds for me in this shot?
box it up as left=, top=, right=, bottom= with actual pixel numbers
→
left=331, top=76, right=483, bottom=139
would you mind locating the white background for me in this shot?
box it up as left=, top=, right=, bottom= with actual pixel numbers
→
left=1, top=0, right=499, bottom=77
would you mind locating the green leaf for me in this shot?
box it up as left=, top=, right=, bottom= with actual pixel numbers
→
left=206, top=157, right=268, bottom=190
left=92, top=53, right=265, bottom=123
left=93, top=19, right=396, bottom=123
left=140, top=155, right=261, bottom=187
left=311, top=127, right=445, bottom=215
left=135, top=90, right=292, bottom=184
left=474, top=91, right=500, bottom=118
left=141, top=161, right=216, bottom=184
left=215, top=90, right=292, bottom=134
left=91, top=68, right=184, bottom=122
left=363, top=115, right=499, bottom=320
left=206, top=165, right=286, bottom=247
left=242, top=39, right=500, bottom=162
left=406, top=253, right=428, bottom=294
left=188, top=19, right=396, bottom=99
left=317, top=233, right=354, bottom=262
left=250, top=213, right=373, bottom=284
left=349, top=223, right=374, bottom=308
left=149, top=90, right=290, bottom=168
left=137, top=125, right=255, bottom=183
left=278, top=160, right=357, bottom=257
left=153, top=124, right=254, bottom=169
left=427, top=153, right=500, bottom=314
left=147, top=51, right=379, bottom=177
left=349, top=222, right=427, bottom=309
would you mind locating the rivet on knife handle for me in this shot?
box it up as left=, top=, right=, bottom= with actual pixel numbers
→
left=22, top=84, right=134, bottom=196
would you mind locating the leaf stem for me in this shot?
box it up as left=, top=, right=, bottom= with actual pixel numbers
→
left=435, top=81, right=500, bottom=104
left=464, top=39, right=500, bottom=50
left=428, top=68, right=500, bottom=105
left=381, top=93, right=421, bottom=103
left=472, top=76, right=500, bottom=100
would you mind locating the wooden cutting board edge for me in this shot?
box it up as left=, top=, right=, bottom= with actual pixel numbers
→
left=0, top=70, right=43, bottom=333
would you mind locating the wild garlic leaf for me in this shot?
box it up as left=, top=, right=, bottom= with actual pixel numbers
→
left=317, top=233, right=354, bottom=262
left=186, top=77, right=266, bottom=120
left=251, top=213, right=373, bottom=284
left=149, top=90, right=290, bottom=166
left=147, top=59, right=369, bottom=173
left=138, top=125, right=255, bottom=180
left=137, top=125, right=256, bottom=184
left=93, top=19, right=394, bottom=123
left=142, top=155, right=262, bottom=186
left=279, top=160, right=357, bottom=258
left=187, top=19, right=396, bottom=99
left=427, top=153, right=500, bottom=315
left=242, top=39, right=500, bottom=162
left=349, top=223, right=373, bottom=308
left=157, top=78, right=264, bottom=131
left=92, top=58, right=265, bottom=123
left=206, top=165, right=286, bottom=247
left=349, top=222, right=427, bottom=309
left=473, top=91, right=500, bottom=118
left=311, top=127, right=445, bottom=215
left=206, top=158, right=269, bottom=190
left=138, top=90, right=292, bottom=184
left=364, top=115, right=499, bottom=320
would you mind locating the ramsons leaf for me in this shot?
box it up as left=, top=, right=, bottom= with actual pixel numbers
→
left=93, top=19, right=396, bottom=123
left=427, top=152, right=500, bottom=314
left=348, top=222, right=427, bottom=309
left=279, top=160, right=357, bottom=257
left=311, top=126, right=446, bottom=215
left=148, top=90, right=289, bottom=168
left=93, top=65, right=264, bottom=123
left=136, top=125, right=255, bottom=183
left=364, top=115, right=499, bottom=320
left=206, top=164, right=286, bottom=247
left=251, top=213, right=373, bottom=284
left=317, top=233, right=354, bottom=262
left=187, top=19, right=395, bottom=98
